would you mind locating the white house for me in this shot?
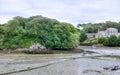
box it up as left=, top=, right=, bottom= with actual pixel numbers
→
left=105, top=28, right=118, bottom=37
left=96, top=28, right=118, bottom=38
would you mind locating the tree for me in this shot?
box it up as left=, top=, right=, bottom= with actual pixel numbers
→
left=83, top=23, right=101, bottom=33
left=79, top=30, right=87, bottom=42
left=13, top=16, right=27, bottom=29
left=101, top=21, right=120, bottom=32
left=44, top=22, right=79, bottom=49
left=25, top=16, right=79, bottom=49
left=0, top=15, right=80, bottom=49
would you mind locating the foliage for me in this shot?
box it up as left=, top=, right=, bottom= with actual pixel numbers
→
left=102, top=37, right=109, bottom=46
left=101, top=21, right=120, bottom=32
left=81, top=38, right=98, bottom=46
left=78, top=23, right=102, bottom=33
left=0, top=15, right=79, bottom=50
left=79, top=30, right=87, bottom=42
left=77, top=21, right=120, bottom=33
left=107, top=36, right=118, bottom=46
left=77, top=21, right=120, bottom=47
left=98, top=37, right=107, bottom=44
left=82, top=36, right=119, bottom=47
left=84, top=23, right=96, bottom=33
left=89, top=36, right=119, bottom=46
left=117, top=36, right=120, bottom=46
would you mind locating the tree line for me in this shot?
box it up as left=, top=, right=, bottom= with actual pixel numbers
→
left=77, top=21, right=120, bottom=33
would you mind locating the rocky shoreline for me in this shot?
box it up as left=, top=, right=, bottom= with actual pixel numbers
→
left=0, top=46, right=120, bottom=55
left=0, top=48, right=83, bottom=55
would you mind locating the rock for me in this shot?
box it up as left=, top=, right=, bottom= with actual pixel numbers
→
left=24, top=43, right=52, bottom=54
left=30, top=43, right=46, bottom=50
left=82, top=50, right=87, bottom=56
left=103, top=66, right=120, bottom=71
left=29, top=43, right=46, bottom=52
left=111, top=66, right=120, bottom=71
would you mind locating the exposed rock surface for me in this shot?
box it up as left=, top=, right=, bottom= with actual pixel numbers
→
left=24, top=43, right=51, bottom=54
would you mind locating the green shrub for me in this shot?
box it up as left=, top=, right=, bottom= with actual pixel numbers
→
left=98, top=37, right=106, bottom=44
left=117, top=36, right=120, bottom=46
left=98, top=36, right=119, bottom=46
left=103, top=37, right=109, bottom=46
left=107, top=36, right=118, bottom=46
left=79, top=30, right=87, bottom=42
left=81, top=38, right=98, bottom=46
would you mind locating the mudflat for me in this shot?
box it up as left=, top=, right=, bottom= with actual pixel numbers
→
left=0, top=46, right=120, bottom=75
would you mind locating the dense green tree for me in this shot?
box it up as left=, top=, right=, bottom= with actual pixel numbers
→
left=13, top=16, right=27, bottom=29
left=0, top=15, right=80, bottom=49
left=50, top=23, right=79, bottom=49
left=101, top=21, right=120, bottom=31
left=79, top=30, right=87, bottom=42
left=82, top=23, right=101, bottom=33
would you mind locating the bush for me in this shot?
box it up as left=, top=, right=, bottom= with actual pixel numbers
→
left=79, top=30, right=87, bottom=42
left=81, top=38, right=98, bottom=46
left=103, top=37, right=109, bottom=46
left=117, top=36, right=120, bottom=46
left=98, top=36, right=118, bottom=46
left=107, top=36, right=118, bottom=46
left=98, top=37, right=107, bottom=44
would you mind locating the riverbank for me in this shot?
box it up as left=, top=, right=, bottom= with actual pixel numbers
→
left=1, top=46, right=120, bottom=55
left=0, top=48, right=84, bottom=55
left=77, top=46, right=120, bottom=50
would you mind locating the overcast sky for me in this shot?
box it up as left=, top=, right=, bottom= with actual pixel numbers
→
left=0, top=0, right=120, bottom=26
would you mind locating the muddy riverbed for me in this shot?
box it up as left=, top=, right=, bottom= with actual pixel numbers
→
left=0, top=46, right=120, bottom=75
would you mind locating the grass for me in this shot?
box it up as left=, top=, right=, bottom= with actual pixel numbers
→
left=3, top=53, right=74, bottom=58
left=91, top=55, right=120, bottom=60
left=102, top=55, right=120, bottom=60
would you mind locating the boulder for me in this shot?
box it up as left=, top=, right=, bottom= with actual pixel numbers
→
left=24, top=43, right=53, bottom=54
left=111, top=66, right=120, bottom=71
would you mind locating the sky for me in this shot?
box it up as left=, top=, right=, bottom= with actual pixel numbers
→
left=0, top=0, right=120, bottom=27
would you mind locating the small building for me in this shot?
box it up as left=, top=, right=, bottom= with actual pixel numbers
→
left=86, top=33, right=96, bottom=39
left=96, top=28, right=118, bottom=38
left=105, top=28, right=118, bottom=37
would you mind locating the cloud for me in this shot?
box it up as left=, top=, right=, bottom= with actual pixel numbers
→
left=0, top=0, right=30, bottom=12
left=0, top=0, right=120, bottom=26
left=0, top=16, right=11, bottom=24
